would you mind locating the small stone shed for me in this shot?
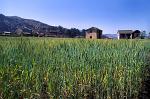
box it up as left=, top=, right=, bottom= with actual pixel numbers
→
left=85, top=27, right=102, bottom=39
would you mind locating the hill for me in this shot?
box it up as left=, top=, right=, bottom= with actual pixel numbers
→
left=0, top=14, right=84, bottom=37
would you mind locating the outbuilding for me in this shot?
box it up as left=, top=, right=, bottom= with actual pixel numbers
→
left=85, top=27, right=102, bottom=39
left=117, top=30, right=141, bottom=39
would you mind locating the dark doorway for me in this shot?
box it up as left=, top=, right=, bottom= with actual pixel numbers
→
left=90, top=36, right=92, bottom=39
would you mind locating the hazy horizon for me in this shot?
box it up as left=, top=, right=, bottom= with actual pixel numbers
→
left=0, top=0, right=150, bottom=34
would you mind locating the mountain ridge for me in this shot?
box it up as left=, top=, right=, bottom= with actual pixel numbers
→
left=0, top=14, right=65, bottom=36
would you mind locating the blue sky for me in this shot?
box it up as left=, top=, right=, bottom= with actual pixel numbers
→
left=0, top=0, right=150, bottom=34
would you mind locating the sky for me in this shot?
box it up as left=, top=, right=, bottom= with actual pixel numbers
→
left=0, top=0, right=150, bottom=34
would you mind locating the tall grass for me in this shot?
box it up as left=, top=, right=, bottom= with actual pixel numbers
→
left=0, top=37, right=149, bottom=99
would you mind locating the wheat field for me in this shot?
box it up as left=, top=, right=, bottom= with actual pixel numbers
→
left=0, top=37, right=150, bottom=99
